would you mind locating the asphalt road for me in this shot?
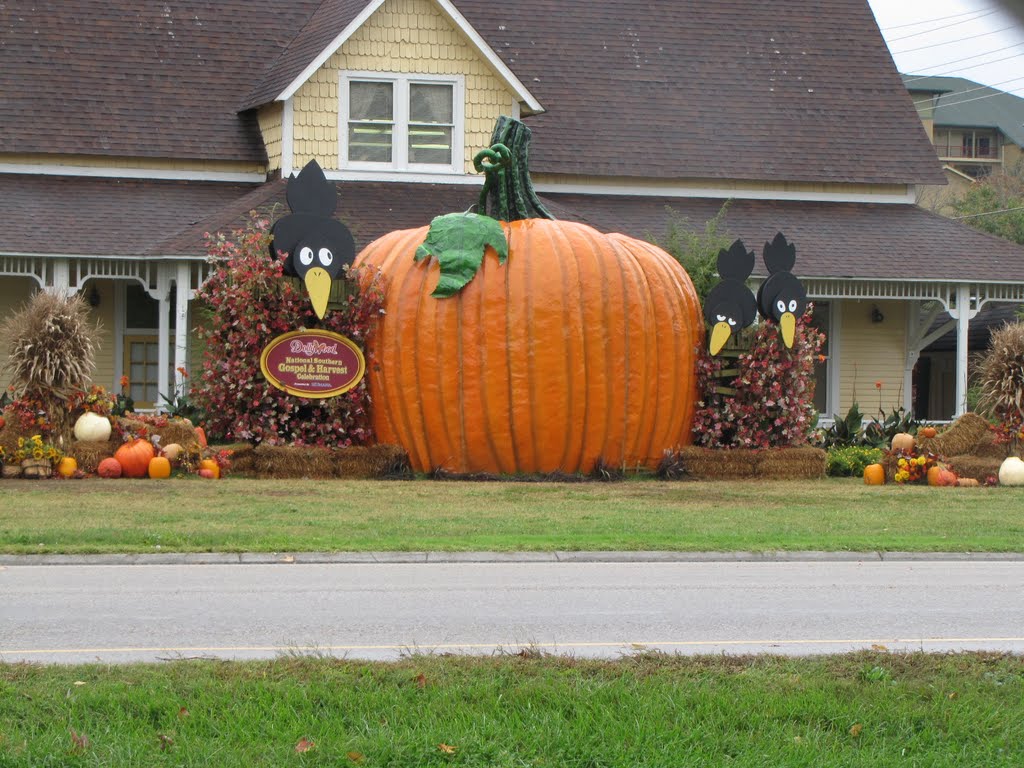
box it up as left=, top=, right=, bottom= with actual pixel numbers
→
left=2, top=559, right=1023, bottom=663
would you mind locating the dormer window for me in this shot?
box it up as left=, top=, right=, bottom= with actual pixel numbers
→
left=341, top=73, right=464, bottom=173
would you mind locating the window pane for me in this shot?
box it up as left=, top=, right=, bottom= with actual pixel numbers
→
left=409, top=83, right=453, bottom=123
left=349, top=81, right=392, bottom=120
left=409, top=124, right=452, bottom=165
left=349, top=124, right=393, bottom=162
left=146, top=344, right=159, bottom=363
left=130, top=383, right=145, bottom=402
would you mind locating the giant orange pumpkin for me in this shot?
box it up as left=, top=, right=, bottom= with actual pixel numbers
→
left=356, top=118, right=702, bottom=474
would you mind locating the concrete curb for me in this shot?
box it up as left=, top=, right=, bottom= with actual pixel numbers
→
left=1, top=551, right=1024, bottom=566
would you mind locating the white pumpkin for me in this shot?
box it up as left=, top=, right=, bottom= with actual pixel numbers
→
left=162, top=443, right=183, bottom=463
left=998, top=456, right=1024, bottom=486
left=73, top=411, right=112, bottom=443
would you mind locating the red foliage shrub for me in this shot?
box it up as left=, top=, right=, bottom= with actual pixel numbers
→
left=692, top=309, right=825, bottom=449
left=191, top=214, right=385, bottom=447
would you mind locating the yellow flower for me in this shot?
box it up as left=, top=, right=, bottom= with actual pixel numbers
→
left=17, top=437, right=25, bottom=448
left=31, top=435, right=42, bottom=446
left=915, top=456, right=926, bottom=466
left=32, top=448, right=44, bottom=460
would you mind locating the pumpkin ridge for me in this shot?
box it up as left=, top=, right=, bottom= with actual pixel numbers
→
left=576, top=221, right=613, bottom=473
left=534, top=219, right=577, bottom=473
left=470, top=247, right=503, bottom=473
left=618, top=235, right=663, bottom=464
left=431, top=244, right=462, bottom=470
left=397, top=228, right=437, bottom=470
left=561, top=222, right=593, bottom=474
left=617, top=235, right=658, bottom=466
left=626, top=237, right=690, bottom=461
left=517, top=222, right=540, bottom=471
left=501, top=222, right=522, bottom=473
left=361, top=237, right=402, bottom=447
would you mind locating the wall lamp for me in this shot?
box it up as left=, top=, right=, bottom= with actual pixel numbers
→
left=871, top=305, right=884, bottom=324
left=87, top=285, right=101, bottom=308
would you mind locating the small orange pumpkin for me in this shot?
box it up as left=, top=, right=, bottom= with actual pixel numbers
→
left=863, top=463, right=885, bottom=485
left=938, top=468, right=958, bottom=486
left=957, top=477, right=980, bottom=487
left=194, top=426, right=208, bottom=448
left=919, top=426, right=937, bottom=439
left=56, top=457, right=78, bottom=478
left=97, top=457, right=122, bottom=478
left=147, top=456, right=172, bottom=479
left=114, top=438, right=155, bottom=478
left=198, top=459, right=220, bottom=479
left=198, top=468, right=215, bottom=479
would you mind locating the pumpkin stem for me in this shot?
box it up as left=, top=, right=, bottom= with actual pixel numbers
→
left=473, top=116, right=554, bottom=222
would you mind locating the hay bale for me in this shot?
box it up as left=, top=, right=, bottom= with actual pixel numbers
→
left=972, top=430, right=1009, bottom=460
left=676, top=446, right=758, bottom=479
left=229, top=443, right=409, bottom=479
left=946, top=455, right=1002, bottom=483
left=157, top=419, right=202, bottom=450
left=335, top=444, right=410, bottom=478
left=916, top=412, right=990, bottom=458
left=113, top=416, right=201, bottom=450
left=757, top=446, right=827, bottom=479
left=672, top=446, right=825, bottom=480
left=67, top=440, right=116, bottom=473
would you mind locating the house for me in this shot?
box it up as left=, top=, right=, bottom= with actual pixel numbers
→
left=905, top=74, right=1024, bottom=181
left=3, top=0, right=1024, bottom=422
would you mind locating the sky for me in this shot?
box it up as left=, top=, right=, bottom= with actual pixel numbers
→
left=867, top=0, right=1024, bottom=91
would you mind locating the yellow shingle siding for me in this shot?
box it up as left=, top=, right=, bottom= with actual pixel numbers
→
left=257, top=104, right=284, bottom=173
left=837, top=300, right=908, bottom=414
left=0, top=278, right=37, bottom=391
left=87, top=280, right=118, bottom=389
left=292, top=0, right=517, bottom=172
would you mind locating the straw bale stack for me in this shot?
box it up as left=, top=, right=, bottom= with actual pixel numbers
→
left=230, top=443, right=410, bottom=479
left=672, top=446, right=826, bottom=480
left=915, top=412, right=990, bottom=459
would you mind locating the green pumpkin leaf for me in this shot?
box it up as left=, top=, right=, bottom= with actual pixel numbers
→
left=414, top=212, right=508, bottom=298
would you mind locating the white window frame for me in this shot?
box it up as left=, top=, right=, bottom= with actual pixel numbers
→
left=339, top=71, right=465, bottom=174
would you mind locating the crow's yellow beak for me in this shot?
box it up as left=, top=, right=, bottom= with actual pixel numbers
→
left=780, top=311, right=796, bottom=348
left=304, top=268, right=331, bottom=320
left=709, top=321, right=732, bottom=355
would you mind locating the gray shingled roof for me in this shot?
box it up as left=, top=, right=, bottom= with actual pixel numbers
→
left=1, top=0, right=944, bottom=186
left=6, top=174, right=1020, bottom=286
left=0, top=0, right=322, bottom=162
left=902, top=75, right=1024, bottom=148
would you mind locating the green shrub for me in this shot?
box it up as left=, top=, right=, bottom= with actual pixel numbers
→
left=826, top=445, right=884, bottom=477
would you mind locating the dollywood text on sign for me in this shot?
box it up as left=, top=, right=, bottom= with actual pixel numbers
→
left=259, top=329, right=365, bottom=398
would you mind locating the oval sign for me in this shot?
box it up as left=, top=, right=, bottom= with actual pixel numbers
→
left=260, top=329, right=365, bottom=399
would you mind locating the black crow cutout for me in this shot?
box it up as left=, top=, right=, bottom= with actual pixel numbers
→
left=703, top=239, right=757, bottom=355
left=269, top=160, right=355, bottom=320
left=756, top=232, right=807, bottom=348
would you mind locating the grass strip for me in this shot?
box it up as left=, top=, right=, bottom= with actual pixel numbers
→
left=1, top=478, right=1023, bottom=554
left=0, top=652, right=1020, bottom=766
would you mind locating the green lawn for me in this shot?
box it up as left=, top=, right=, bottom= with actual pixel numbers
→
left=1, top=477, right=1023, bottom=553
left=0, top=653, right=1020, bottom=767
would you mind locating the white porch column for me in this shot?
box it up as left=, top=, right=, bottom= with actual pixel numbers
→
left=42, top=258, right=70, bottom=296
left=948, top=285, right=977, bottom=418
left=173, top=262, right=191, bottom=391
left=157, top=282, right=171, bottom=411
